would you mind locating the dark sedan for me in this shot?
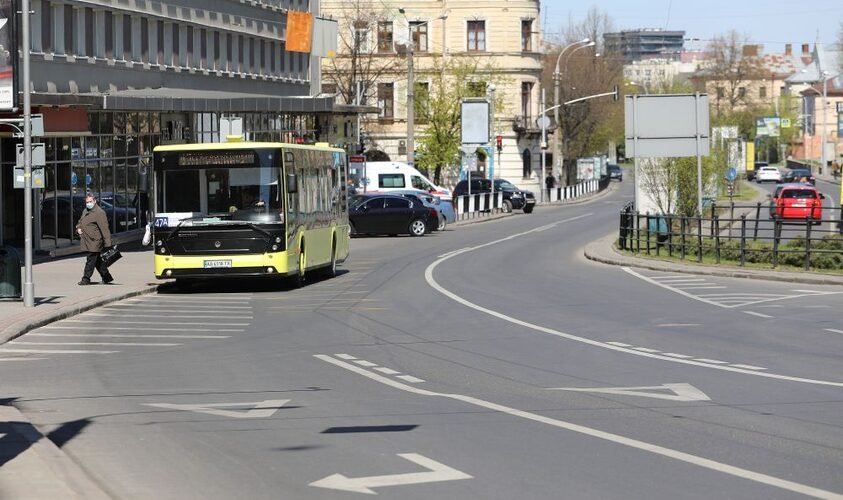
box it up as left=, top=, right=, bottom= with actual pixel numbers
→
left=781, top=168, right=815, bottom=185
left=41, top=194, right=139, bottom=239
left=349, top=194, right=439, bottom=237
left=608, top=164, right=623, bottom=181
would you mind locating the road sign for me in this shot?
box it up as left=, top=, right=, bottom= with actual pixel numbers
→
left=535, top=115, right=551, bottom=129
left=71, top=172, right=77, bottom=186
left=725, top=167, right=737, bottom=181
left=624, top=94, right=710, bottom=157
left=781, top=118, right=791, bottom=128
left=14, top=143, right=46, bottom=188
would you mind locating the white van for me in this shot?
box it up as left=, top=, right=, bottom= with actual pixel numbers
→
left=352, top=161, right=452, bottom=200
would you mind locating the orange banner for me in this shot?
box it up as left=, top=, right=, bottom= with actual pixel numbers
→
left=286, top=11, right=313, bottom=53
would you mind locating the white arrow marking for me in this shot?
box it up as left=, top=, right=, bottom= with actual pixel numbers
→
left=309, top=453, right=472, bottom=495
left=548, top=383, right=711, bottom=402
left=144, top=399, right=289, bottom=419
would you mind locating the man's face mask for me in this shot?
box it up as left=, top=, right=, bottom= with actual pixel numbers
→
left=86, top=201, right=95, bottom=210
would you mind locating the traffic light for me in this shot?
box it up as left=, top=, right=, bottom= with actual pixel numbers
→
left=496, top=135, right=503, bottom=153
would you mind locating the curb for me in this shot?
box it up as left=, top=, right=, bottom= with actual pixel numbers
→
left=584, top=232, right=843, bottom=286
left=0, top=284, right=160, bottom=345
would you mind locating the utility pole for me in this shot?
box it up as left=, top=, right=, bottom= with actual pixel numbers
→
left=406, top=40, right=415, bottom=168
left=22, top=0, right=34, bottom=307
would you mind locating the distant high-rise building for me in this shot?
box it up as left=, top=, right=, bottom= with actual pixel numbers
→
left=604, top=29, right=686, bottom=63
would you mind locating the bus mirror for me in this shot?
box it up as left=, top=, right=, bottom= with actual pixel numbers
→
left=286, top=173, right=298, bottom=194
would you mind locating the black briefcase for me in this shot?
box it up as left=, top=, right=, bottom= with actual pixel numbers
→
left=100, top=246, right=122, bottom=267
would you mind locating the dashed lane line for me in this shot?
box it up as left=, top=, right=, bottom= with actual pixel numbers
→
left=743, top=311, right=774, bottom=319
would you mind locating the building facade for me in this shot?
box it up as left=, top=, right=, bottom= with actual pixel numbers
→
left=319, top=0, right=545, bottom=192
left=604, top=29, right=685, bottom=64
left=1, top=0, right=340, bottom=253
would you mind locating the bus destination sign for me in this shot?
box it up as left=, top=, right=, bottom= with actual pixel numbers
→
left=177, top=151, right=256, bottom=167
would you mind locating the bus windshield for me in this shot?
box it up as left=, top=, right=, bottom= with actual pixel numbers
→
left=155, top=149, right=282, bottom=223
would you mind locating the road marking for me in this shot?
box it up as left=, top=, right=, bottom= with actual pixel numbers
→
left=730, top=364, right=767, bottom=371
left=693, top=358, right=729, bottom=365
left=657, top=279, right=709, bottom=283
left=316, top=355, right=842, bottom=499
left=81, top=313, right=253, bottom=320
left=310, top=453, right=472, bottom=494
left=112, top=303, right=252, bottom=310
left=662, top=353, right=694, bottom=359
left=11, top=341, right=182, bottom=347
left=336, top=354, right=357, bottom=360
left=675, top=286, right=727, bottom=290
left=93, top=309, right=254, bottom=316
left=438, top=248, right=472, bottom=259
left=743, top=311, right=773, bottom=319
left=29, top=333, right=230, bottom=339
left=374, top=367, right=401, bottom=375
left=0, top=348, right=118, bottom=354
left=548, top=383, right=710, bottom=402
left=0, top=358, right=48, bottom=361
left=606, top=342, right=632, bottom=347
left=144, top=399, right=290, bottom=419
left=354, top=360, right=378, bottom=367
left=396, top=375, right=425, bottom=383
left=61, top=320, right=250, bottom=326
left=41, top=326, right=243, bottom=332
left=632, top=347, right=660, bottom=353
left=656, top=324, right=701, bottom=327
left=824, top=329, right=843, bottom=335
left=424, top=221, right=843, bottom=388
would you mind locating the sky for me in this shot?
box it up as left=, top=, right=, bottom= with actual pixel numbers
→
left=541, top=1, right=843, bottom=53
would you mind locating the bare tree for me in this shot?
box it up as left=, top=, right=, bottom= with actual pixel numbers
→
left=697, top=31, right=764, bottom=115
left=321, top=0, right=405, bottom=106
left=549, top=7, right=624, bottom=184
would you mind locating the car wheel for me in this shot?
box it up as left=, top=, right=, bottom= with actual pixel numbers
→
left=437, top=214, right=447, bottom=231
left=502, top=200, right=513, bottom=213
left=523, top=205, right=534, bottom=214
left=408, top=218, right=427, bottom=237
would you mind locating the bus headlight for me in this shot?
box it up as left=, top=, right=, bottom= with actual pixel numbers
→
left=159, top=247, right=167, bottom=254
left=271, top=244, right=279, bottom=251
left=274, top=236, right=282, bottom=243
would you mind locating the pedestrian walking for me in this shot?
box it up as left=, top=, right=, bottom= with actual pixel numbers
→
left=76, top=192, right=114, bottom=285
left=545, top=173, right=555, bottom=201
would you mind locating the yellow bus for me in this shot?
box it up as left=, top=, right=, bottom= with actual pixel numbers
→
left=151, top=141, right=349, bottom=286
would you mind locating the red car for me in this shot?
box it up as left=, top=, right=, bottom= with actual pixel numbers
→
left=768, top=184, right=825, bottom=223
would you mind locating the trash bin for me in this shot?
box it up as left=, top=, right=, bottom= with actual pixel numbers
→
left=0, top=246, right=22, bottom=299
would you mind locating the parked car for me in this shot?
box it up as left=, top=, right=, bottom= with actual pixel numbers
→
left=384, top=189, right=453, bottom=231
left=781, top=168, right=815, bottom=185
left=453, top=178, right=536, bottom=214
left=41, top=193, right=139, bottom=239
left=348, top=194, right=439, bottom=237
left=755, top=166, right=782, bottom=183
left=607, top=164, right=623, bottom=181
left=768, top=183, right=825, bottom=223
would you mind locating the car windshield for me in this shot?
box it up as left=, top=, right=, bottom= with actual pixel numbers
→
left=788, top=170, right=810, bottom=176
left=496, top=180, right=517, bottom=190
left=608, top=165, right=620, bottom=171
left=349, top=195, right=369, bottom=209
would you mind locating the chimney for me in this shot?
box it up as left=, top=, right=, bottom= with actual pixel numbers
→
left=802, top=43, right=810, bottom=55
left=785, top=44, right=792, bottom=56
left=742, top=44, right=759, bottom=57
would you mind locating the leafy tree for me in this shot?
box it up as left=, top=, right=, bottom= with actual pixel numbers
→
left=638, top=146, right=728, bottom=217
left=696, top=31, right=764, bottom=116
left=413, top=57, right=508, bottom=185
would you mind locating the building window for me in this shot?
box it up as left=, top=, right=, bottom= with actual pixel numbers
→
left=322, top=82, right=337, bottom=95
left=141, top=18, right=149, bottom=63
left=172, top=24, right=180, bottom=66
left=758, top=86, right=767, bottom=98
left=521, top=19, right=532, bottom=52
left=122, top=15, right=131, bottom=61
left=522, top=149, right=532, bottom=179
left=200, top=28, right=207, bottom=68
left=213, top=32, right=220, bottom=70
left=521, top=82, right=533, bottom=122
left=377, top=21, right=392, bottom=53
left=716, top=86, right=725, bottom=99
left=415, top=82, right=429, bottom=124
left=186, top=26, right=193, bottom=67
left=84, top=8, right=94, bottom=56
left=41, top=1, right=52, bottom=53
left=63, top=5, right=73, bottom=55
left=738, top=87, right=746, bottom=98
left=467, top=20, right=485, bottom=51
left=467, top=81, right=486, bottom=97
left=410, top=21, right=428, bottom=52
left=226, top=34, right=233, bottom=71
left=249, top=37, right=255, bottom=73
left=378, top=82, right=394, bottom=122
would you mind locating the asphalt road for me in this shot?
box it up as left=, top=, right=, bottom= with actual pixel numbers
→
left=2, top=182, right=843, bottom=499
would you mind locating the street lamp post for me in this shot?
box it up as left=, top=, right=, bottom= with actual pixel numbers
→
left=820, top=70, right=829, bottom=175
left=552, top=39, right=592, bottom=185
left=400, top=10, right=447, bottom=169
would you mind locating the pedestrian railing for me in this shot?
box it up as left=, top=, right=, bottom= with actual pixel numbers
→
left=453, top=192, right=503, bottom=220
left=545, top=179, right=603, bottom=203
left=618, top=202, right=843, bottom=271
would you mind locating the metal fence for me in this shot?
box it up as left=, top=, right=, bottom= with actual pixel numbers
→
left=618, top=202, right=843, bottom=271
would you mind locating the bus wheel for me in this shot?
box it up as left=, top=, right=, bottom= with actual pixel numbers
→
left=293, top=248, right=306, bottom=288
left=323, top=241, right=337, bottom=279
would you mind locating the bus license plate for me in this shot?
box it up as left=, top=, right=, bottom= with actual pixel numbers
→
left=204, top=259, right=232, bottom=269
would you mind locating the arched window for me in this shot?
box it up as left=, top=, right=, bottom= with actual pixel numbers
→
left=522, top=149, right=532, bottom=179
